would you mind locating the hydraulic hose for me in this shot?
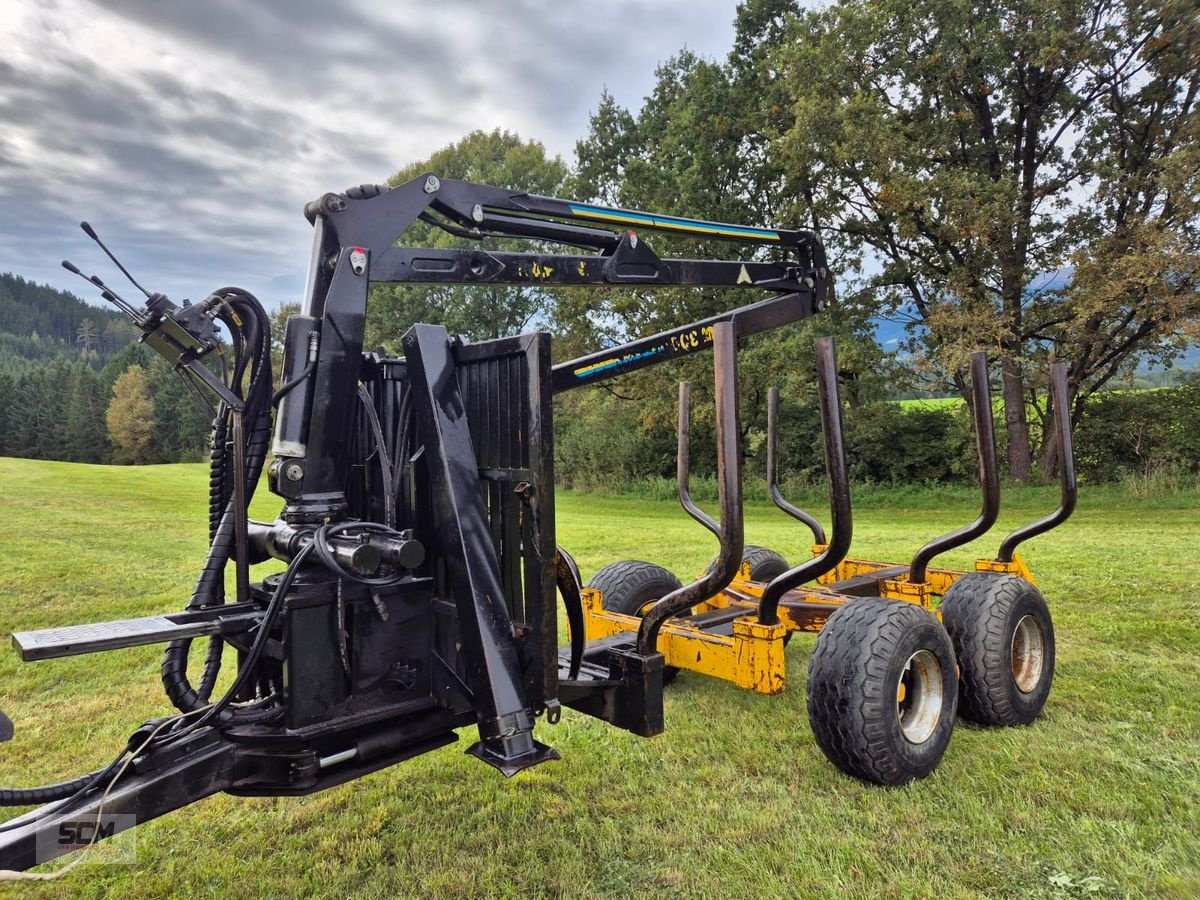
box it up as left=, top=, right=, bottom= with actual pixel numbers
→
left=0, top=771, right=103, bottom=809
left=161, top=289, right=274, bottom=717
left=161, top=405, right=272, bottom=716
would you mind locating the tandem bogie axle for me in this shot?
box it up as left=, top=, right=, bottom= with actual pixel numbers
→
left=0, top=173, right=1071, bottom=873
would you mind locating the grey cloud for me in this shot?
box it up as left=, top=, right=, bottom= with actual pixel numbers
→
left=2, top=0, right=738, bottom=310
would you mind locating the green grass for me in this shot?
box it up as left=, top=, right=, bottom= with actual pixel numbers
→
left=896, top=396, right=965, bottom=411
left=1, top=457, right=1197, bottom=897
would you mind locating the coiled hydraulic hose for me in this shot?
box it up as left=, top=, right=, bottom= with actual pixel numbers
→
left=160, top=287, right=275, bottom=719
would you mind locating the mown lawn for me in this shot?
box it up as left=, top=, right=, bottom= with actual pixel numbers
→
left=0, top=457, right=1197, bottom=897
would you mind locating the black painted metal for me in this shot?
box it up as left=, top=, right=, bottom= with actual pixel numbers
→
left=0, top=173, right=836, bottom=869
left=454, top=332, right=557, bottom=711
left=557, top=641, right=665, bottom=737
left=909, top=352, right=1001, bottom=583
left=675, top=382, right=721, bottom=540
left=767, top=386, right=827, bottom=544
left=0, top=730, right=236, bottom=873
left=758, top=337, right=853, bottom=626
left=371, top=249, right=809, bottom=290
left=637, top=322, right=744, bottom=656
left=12, top=603, right=261, bottom=661
left=555, top=547, right=585, bottom=681
left=551, top=291, right=817, bottom=392
left=401, top=324, right=543, bottom=769
left=289, top=248, right=370, bottom=508
left=997, top=361, right=1078, bottom=562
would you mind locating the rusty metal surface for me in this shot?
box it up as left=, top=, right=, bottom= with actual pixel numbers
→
left=997, top=360, right=1078, bottom=561
left=767, top=386, right=827, bottom=544
left=759, top=336, right=853, bottom=625
left=908, top=351, right=1001, bottom=583
left=556, top=546, right=585, bottom=680
left=637, top=322, right=744, bottom=656
left=675, top=381, right=721, bottom=540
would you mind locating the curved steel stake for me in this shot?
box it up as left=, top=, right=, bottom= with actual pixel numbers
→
left=996, top=360, right=1077, bottom=561
left=676, top=382, right=721, bottom=540
left=908, top=351, right=1000, bottom=583
left=637, top=322, right=743, bottom=656
left=556, top=546, right=585, bottom=680
left=768, top=386, right=827, bottom=544
left=759, top=336, right=852, bottom=626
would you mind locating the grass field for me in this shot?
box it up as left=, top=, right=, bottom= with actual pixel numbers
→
left=0, top=457, right=1197, bottom=897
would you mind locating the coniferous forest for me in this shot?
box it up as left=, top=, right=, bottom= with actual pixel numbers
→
left=0, top=273, right=213, bottom=464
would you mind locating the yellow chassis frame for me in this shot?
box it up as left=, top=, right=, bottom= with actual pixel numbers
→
left=581, top=550, right=1036, bottom=696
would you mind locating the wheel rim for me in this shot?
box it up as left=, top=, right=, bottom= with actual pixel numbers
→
left=897, top=649, right=943, bottom=744
left=1011, top=614, right=1045, bottom=693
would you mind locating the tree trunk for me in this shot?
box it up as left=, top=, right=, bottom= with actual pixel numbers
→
left=1037, top=422, right=1059, bottom=483
left=1001, top=354, right=1032, bottom=482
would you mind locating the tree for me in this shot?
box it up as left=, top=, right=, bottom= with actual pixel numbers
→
left=366, top=129, right=571, bottom=349
left=269, top=301, right=301, bottom=375
left=570, top=21, right=896, bottom=454
left=106, top=365, right=156, bottom=464
left=62, top=363, right=110, bottom=462
left=76, top=318, right=101, bottom=355
left=776, top=0, right=1199, bottom=479
left=147, top=359, right=213, bottom=462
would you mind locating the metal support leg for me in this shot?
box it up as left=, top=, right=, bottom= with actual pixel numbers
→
left=401, top=323, right=556, bottom=775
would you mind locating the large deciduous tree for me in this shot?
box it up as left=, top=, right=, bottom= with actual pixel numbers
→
left=778, top=0, right=1199, bottom=479
left=570, top=10, right=899, bottom=438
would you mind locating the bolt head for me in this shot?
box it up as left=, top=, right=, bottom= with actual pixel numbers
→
left=285, top=463, right=304, bottom=482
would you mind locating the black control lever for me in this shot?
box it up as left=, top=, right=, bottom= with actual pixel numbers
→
left=80, top=220, right=152, bottom=297
left=61, top=224, right=238, bottom=408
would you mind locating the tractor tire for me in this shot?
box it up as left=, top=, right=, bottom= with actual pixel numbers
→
left=587, top=561, right=684, bottom=685
left=807, top=598, right=957, bottom=786
left=939, top=573, right=1054, bottom=726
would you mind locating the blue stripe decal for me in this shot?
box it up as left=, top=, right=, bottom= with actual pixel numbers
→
left=567, top=204, right=779, bottom=239
left=575, top=347, right=664, bottom=378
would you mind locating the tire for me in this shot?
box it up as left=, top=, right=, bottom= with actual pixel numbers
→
left=940, top=573, right=1055, bottom=726
left=587, top=561, right=683, bottom=616
left=707, top=545, right=795, bottom=646
left=742, top=546, right=790, bottom=582
left=707, top=545, right=790, bottom=582
left=807, top=598, right=958, bottom=786
left=587, top=561, right=683, bottom=685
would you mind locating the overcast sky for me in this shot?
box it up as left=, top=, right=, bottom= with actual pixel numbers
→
left=0, top=0, right=740, bottom=311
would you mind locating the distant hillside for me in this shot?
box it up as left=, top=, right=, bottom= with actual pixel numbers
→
left=0, top=272, right=138, bottom=371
